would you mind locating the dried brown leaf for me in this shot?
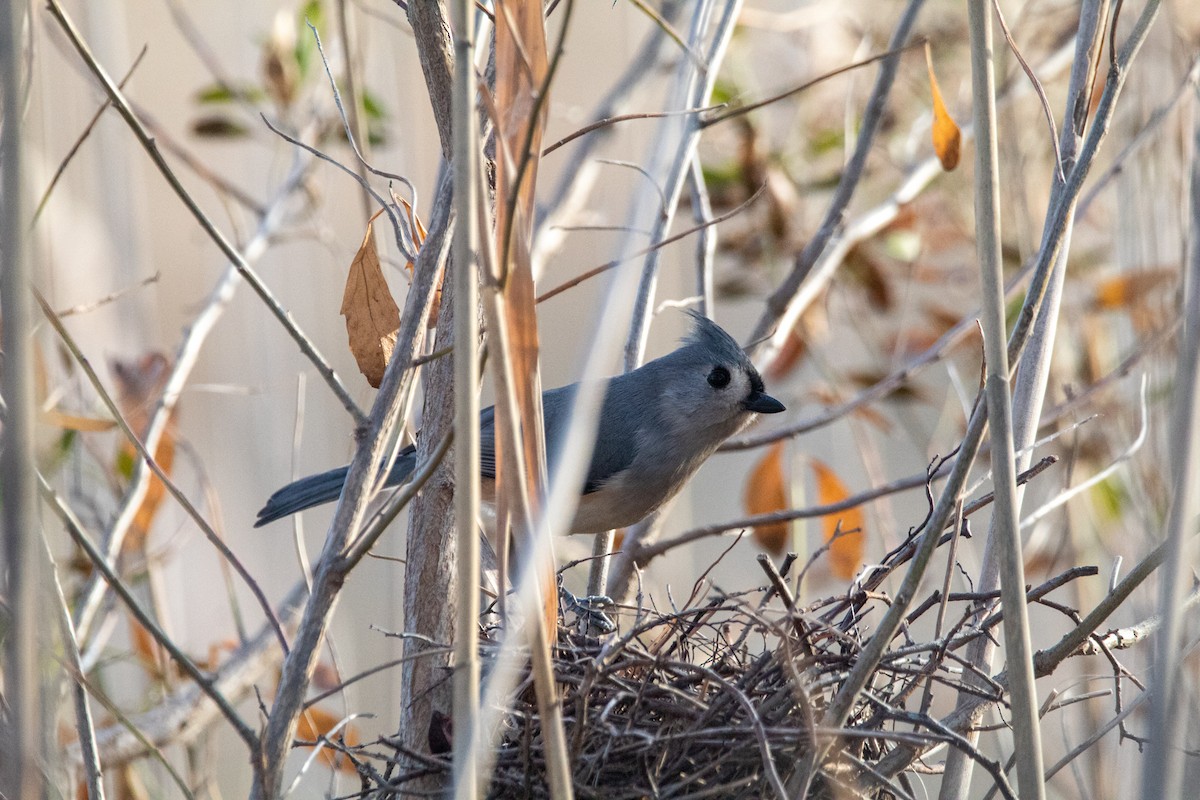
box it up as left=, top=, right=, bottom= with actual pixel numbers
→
left=341, top=212, right=401, bottom=388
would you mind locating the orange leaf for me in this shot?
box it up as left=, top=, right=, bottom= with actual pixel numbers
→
left=296, top=706, right=360, bottom=774
left=1091, top=268, right=1175, bottom=311
left=41, top=408, right=116, bottom=432
left=341, top=211, right=401, bottom=388
left=811, top=459, right=864, bottom=579
left=112, top=353, right=176, bottom=552
left=925, top=45, right=961, bottom=171
left=744, top=442, right=789, bottom=556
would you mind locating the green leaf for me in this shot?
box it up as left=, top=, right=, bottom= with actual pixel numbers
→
left=191, top=115, right=251, bottom=138
left=116, top=448, right=136, bottom=481
left=1091, top=475, right=1127, bottom=521
left=296, top=1, right=325, bottom=77
left=194, top=83, right=265, bottom=105
left=361, top=89, right=387, bottom=120
left=708, top=80, right=737, bottom=107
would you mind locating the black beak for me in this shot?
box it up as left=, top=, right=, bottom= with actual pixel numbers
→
left=744, top=391, right=786, bottom=414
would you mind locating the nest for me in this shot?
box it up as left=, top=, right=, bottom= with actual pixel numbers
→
left=353, top=527, right=1094, bottom=799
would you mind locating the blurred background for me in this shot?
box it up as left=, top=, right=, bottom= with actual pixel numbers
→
left=20, top=0, right=1200, bottom=796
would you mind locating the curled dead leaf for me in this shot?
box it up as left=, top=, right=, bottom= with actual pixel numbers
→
left=925, top=45, right=961, bottom=171
left=342, top=213, right=401, bottom=388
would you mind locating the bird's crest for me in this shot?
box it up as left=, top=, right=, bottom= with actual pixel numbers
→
left=683, top=309, right=749, bottom=365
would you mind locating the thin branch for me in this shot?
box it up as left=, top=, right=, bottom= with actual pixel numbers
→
left=631, top=455, right=1055, bottom=565
left=34, top=288, right=289, bottom=657
left=991, top=0, right=1063, bottom=181
left=47, top=544, right=105, bottom=800
left=536, top=183, right=765, bottom=304
left=44, top=0, right=368, bottom=427
left=747, top=0, right=927, bottom=359
left=700, top=38, right=926, bottom=128
left=541, top=106, right=717, bottom=156
left=39, top=475, right=259, bottom=750
left=32, top=46, right=147, bottom=224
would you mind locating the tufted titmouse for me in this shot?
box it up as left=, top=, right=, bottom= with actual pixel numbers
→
left=255, top=312, right=785, bottom=532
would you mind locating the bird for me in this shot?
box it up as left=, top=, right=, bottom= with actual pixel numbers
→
left=255, top=312, right=785, bottom=532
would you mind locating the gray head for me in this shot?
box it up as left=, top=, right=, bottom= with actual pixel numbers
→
left=642, top=311, right=785, bottom=444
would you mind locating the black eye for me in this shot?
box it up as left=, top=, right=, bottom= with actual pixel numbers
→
left=707, top=366, right=731, bottom=389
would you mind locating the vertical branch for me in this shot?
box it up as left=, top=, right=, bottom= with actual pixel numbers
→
left=50, top=547, right=105, bottom=800
left=1140, top=81, right=1200, bottom=800
left=490, top=0, right=575, bottom=792
left=254, top=171, right=453, bottom=799
left=393, top=3, right=463, bottom=792
left=449, top=0, right=481, bottom=796
left=0, top=1, right=46, bottom=795
left=689, top=154, right=717, bottom=318
left=393, top=176, right=458, bottom=790
left=408, top=0, right=455, bottom=160
left=965, top=2, right=1045, bottom=797
left=938, top=2, right=1107, bottom=796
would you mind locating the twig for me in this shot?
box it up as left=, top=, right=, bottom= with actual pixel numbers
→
left=34, top=293, right=289, bottom=659
left=541, top=106, right=718, bottom=157
left=536, top=183, right=765, bottom=304
left=59, top=662, right=195, bottom=799
left=630, top=455, right=1056, bottom=565
left=700, top=38, right=926, bottom=128
left=306, top=21, right=421, bottom=258
left=1021, top=374, right=1148, bottom=529
left=44, top=0, right=368, bottom=427
left=39, top=475, right=258, bottom=750
left=991, top=0, right=1063, bottom=181
left=47, top=543, right=106, bottom=800
left=748, top=0, right=927, bottom=362
left=32, top=46, right=147, bottom=224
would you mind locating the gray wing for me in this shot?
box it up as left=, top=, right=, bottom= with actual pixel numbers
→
left=546, top=381, right=638, bottom=494
left=475, top=381, right=638, bottom=494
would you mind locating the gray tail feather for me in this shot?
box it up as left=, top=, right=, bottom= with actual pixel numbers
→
left=255, top=466, right=350, bottom=527
left=254, top=451, right=418, bottom=528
